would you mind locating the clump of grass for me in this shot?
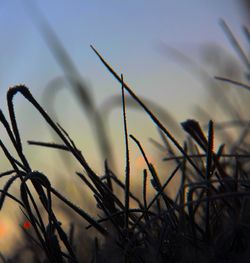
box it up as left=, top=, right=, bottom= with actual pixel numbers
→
left=1, top=19, right=250, bottom=263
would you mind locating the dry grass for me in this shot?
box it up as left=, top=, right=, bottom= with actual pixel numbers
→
left=1, top=17, right=250, bottom=263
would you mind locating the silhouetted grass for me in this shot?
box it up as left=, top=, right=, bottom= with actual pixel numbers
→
left=1, top=15, right=250, bottom=263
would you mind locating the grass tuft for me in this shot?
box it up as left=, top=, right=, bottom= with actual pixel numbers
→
left=2, top=18, right=250, bottom=263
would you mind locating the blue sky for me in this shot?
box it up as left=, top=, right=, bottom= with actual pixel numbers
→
left=0, top=1, right=245, bottom=105
left=0, top=0, right=248, bottom=172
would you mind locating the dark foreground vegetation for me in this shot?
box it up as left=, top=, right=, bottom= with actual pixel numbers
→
left=2, top=18, right=250, bottom=262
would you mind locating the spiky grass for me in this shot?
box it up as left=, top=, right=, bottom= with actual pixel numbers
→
left=1, top=18, right=250, bottom=263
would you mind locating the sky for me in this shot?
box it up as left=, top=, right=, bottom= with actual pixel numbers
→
left=0, top=0, right=249, bottom=254
left=0, top=0, right=247, bottom=166
left=0, top=0, right=248, bottom=172
left=0, top=0, right=248, bottom=168
left=0, top=1, right=246, bottom=107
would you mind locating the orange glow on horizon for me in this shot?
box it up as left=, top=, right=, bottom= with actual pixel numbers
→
left=0, top=221, right=8, bottom=237
left=134, top=154, right=156, bottom=170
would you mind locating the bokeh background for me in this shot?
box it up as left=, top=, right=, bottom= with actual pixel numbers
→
left=0, top=0, right=250, bottom=256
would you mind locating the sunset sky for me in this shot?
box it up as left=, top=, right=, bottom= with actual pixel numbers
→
left=0, top=1, right=246, bottom=109
left=0, top=0, right=248, bottom=172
